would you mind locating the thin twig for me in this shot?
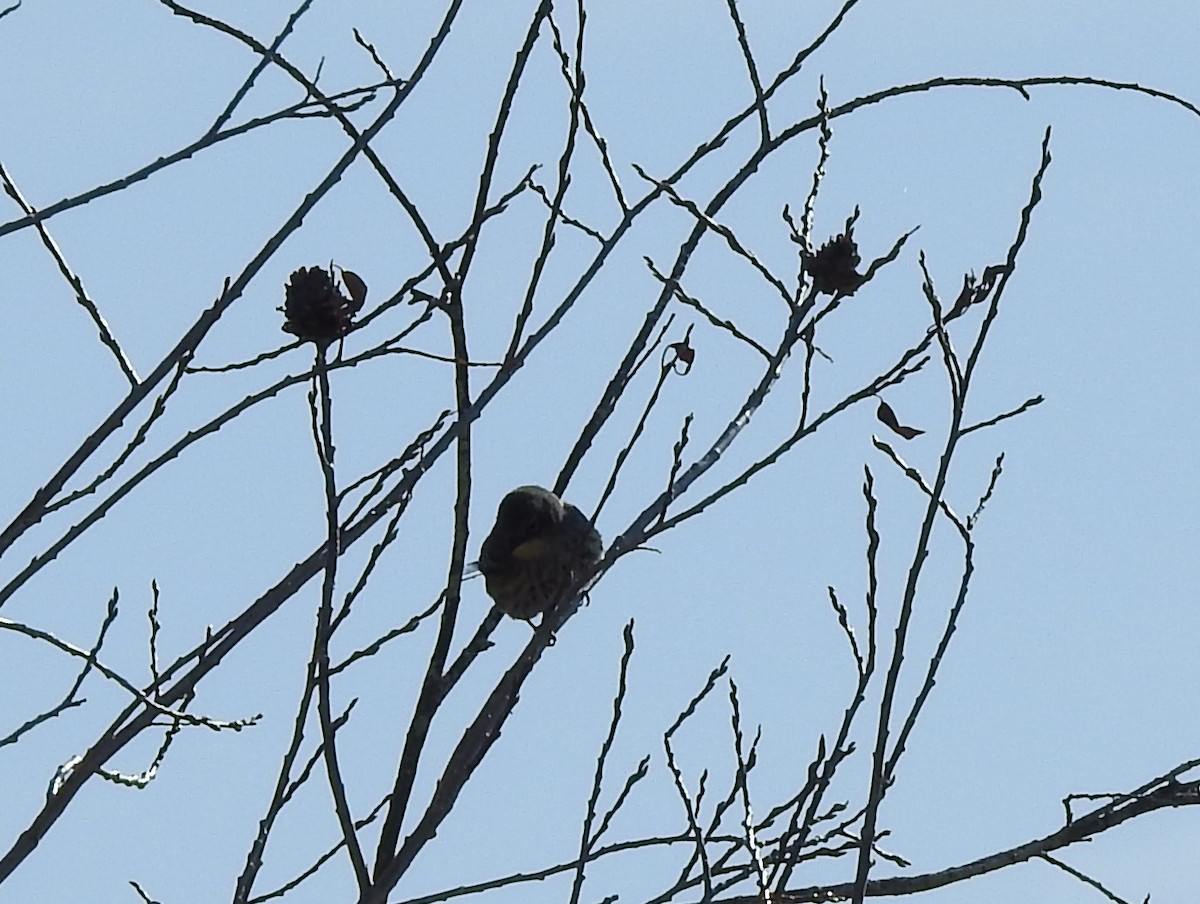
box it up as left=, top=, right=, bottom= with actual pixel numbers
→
left=206, top=0, right=317, bottom=135
left=724, top=0, right=769, bottom=142
left=646, top=258, right=771, bottom=359
left=0, top=163, right=138, bottom=384
left=309, top=351, right=369, bottom=890
left=1040, top=854, right=1135, bottom=904
left=962, top=394, right=1044, bottom=435
left=569, top=620, right=637, bottom=904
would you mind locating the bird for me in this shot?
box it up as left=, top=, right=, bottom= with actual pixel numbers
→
left=477, top=485, right=603, bottom=622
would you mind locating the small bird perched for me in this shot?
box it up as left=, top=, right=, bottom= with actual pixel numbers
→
left=478, top=485, right=603, bottom=622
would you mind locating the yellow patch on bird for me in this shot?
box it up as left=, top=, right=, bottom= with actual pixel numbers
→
left=511, top=537, right=551, bottom=560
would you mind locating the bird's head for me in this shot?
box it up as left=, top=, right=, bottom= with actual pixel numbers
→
left=480, top=485, right=565, bottom=571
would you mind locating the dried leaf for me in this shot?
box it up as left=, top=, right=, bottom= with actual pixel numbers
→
left=341, top=269, right=368, bottom=310
left=671, top=340, right=695, bottom=367
left=877, top=399, right=924, bottom=440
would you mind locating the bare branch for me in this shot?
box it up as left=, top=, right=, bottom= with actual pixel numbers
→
left=0, top=163, right=137, bottom=384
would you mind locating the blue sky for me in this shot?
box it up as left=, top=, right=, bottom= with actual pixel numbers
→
left=1, top=2, right=1198, bottom=902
